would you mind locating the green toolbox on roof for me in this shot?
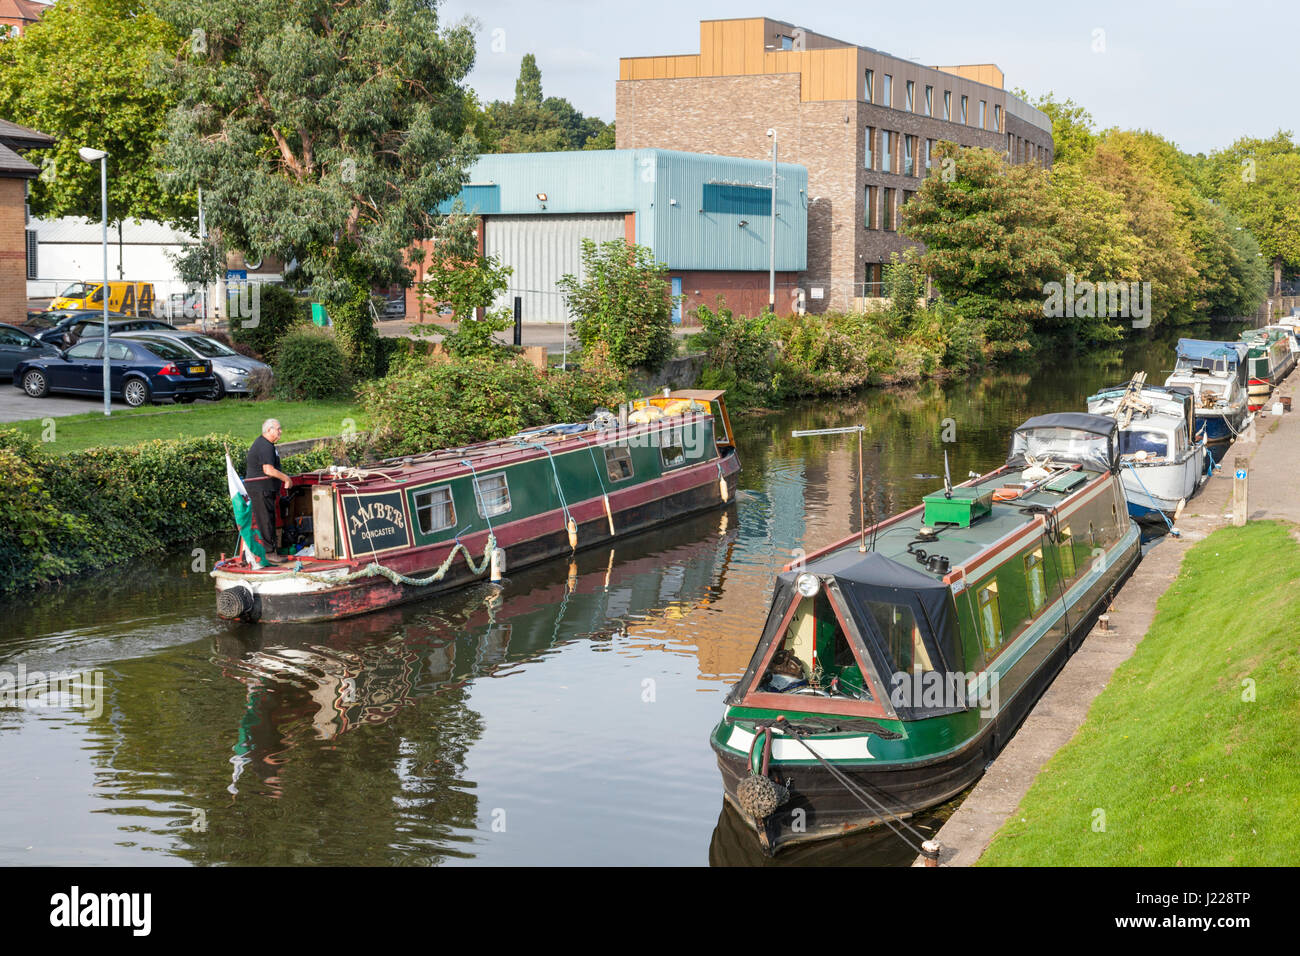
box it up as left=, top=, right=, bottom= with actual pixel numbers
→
left=921, top=487, right=993, bottom=527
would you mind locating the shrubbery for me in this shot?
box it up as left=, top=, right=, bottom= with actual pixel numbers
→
left=0, top=430, right=333, bottom=594
left=273, top=328, right=350, bottom=400
left=229, top=283, right=308, bottom=362
left=360, top=355, right=628, bottom=458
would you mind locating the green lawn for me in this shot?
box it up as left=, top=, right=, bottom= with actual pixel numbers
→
left=6, top=398, right=368, bottom=453
left=979, top=520, right=1300, bottom=866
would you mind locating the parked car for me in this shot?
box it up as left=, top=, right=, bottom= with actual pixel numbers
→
left=14, top=337, right=216, bottom=407
left=23, top=309, right=131, bottom=343
left=0, top=323, right=62, bottom=381
left=118, top=331, right=271, bottom=400
left=33, top=315, right=176, bottom=349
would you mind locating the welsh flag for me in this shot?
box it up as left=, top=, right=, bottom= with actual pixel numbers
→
left=226, top=449, right=269, bottom=567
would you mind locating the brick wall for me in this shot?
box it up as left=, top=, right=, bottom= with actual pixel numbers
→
left=674, top=269, right=802, bottom=321
left=0, top=177, right=29, bottom=322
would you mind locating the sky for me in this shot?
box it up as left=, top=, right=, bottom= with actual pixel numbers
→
left=438, top=0, right=1297, bottom=156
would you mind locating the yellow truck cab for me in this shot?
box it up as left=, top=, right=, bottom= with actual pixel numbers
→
left=50, top=281, right=156, bottom=317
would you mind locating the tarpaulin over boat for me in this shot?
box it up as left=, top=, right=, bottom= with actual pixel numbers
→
left=1176, top=339, right=1249, bottom=385
left=1007, top=412, right=1119, bottom=473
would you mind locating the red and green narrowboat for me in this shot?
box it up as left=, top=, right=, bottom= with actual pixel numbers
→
left=711, top=413, right=1141, bottom=854
left=213, top=390, right=738, bottom=623
left=1240, top=328, right=1294, bottom=411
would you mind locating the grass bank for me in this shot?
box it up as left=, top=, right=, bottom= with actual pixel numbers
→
left=8, top=398, right=367, bottom=453
left=979, top=520, right=1300, bottom=866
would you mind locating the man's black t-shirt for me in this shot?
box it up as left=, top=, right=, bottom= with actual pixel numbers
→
left=245, top=435, right=281, bottom=493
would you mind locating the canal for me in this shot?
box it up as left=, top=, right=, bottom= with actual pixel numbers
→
left=0, top=327, right=1239, bottom=866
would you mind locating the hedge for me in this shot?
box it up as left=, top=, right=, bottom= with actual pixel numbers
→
left=0, top=429, right=333, bottom=595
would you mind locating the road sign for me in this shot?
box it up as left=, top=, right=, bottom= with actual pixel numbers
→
left=1235, top=468, right=1247, bottom=480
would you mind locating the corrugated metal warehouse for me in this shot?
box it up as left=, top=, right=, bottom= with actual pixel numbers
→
left=409, top=148, right=808, bottom=323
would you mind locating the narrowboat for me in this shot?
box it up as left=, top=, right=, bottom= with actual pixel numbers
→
left=1163, top=339, right=1249, bottom=454
left=710, top=413, right=1141, bottom=854
left=1087, top=376, right=1208, bottom=520
left=213, top=390, right=739, bottom=624
left=1239, top=328, right=1293, bottom=411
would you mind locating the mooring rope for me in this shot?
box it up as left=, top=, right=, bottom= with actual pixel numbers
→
left=280, top=532, right=498, bottom=587
left=517, top=440, right=574, bottom=529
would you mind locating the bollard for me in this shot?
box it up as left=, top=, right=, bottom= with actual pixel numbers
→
left=921, top=840, right=941, bottom=867
left=1232, top=456, right=1248, bottom=528
left=1098, top=614, right=1110, bottom=632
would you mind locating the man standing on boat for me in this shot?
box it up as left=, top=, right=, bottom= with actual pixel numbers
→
left=245, top=419, right=292, bottom=563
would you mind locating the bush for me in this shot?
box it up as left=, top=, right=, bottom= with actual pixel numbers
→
left=376, top=336, right=435, bottom=377
left=205, top=330, right=260, bottom=360
left=246, top=365, right=275, bottom=400
left=273, top=328, right=350, bottom=400
left=693, top=302, right=778, bottom=406
left=360, top=355, right=628, bottom=458
left=228, top=283, right=308, bottom=362
left=556, top=238, right=675, bottom=373
left=0, top=430, right=334, bottom=595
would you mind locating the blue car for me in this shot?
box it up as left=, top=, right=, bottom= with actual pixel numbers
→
left=15, top=336, right=217, bottom=407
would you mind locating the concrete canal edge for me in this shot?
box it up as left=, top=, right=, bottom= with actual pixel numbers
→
left=914, top=372, right=1300, bottom=867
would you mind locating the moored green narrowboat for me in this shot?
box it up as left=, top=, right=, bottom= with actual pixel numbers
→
left=711, top=412, right=1141, bottom=854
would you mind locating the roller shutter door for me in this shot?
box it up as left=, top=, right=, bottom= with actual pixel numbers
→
left=485, top=214, right=625, bottom=322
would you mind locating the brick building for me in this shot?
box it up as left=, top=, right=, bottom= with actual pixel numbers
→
left=0, top=0, right=46, bottom=39
left=0, top=118, right=52, bottom=322
left=616, top=17, right=1055, bottom=311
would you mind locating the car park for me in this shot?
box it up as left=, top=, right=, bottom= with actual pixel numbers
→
left=118, top=330, right=271, bottom=400
left=14, top=336, right=216, bottom=407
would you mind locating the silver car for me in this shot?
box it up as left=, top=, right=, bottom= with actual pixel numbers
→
left=117, top=330, right=272, bottom=400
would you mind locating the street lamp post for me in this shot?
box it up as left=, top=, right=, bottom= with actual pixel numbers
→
left=766, top=128, right=777, bottom=312
left=79, top=146, right=110, bottom=416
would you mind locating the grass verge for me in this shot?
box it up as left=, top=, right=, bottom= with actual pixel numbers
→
left=8, top=398, right=368, bottom=453
left=979, top=520, right=1300, bottom=866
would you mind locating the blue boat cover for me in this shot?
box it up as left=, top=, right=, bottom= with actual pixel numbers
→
left=1176, top=339, right=1246, bottom=364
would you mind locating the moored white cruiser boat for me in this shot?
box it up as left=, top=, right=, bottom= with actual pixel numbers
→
left=1087, top=376, right=1208, bottom=521
left=1163, top=339, right=1249, bottom=457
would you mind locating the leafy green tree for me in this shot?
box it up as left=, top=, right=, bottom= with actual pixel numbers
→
left=0, top=0, right=188, bottom=226
left=485, top=54, right=612, bottom=153
left=153, top=0, right=479, bottom=376
left=901, top=144, right=1067, bottom=355
left=515, top=53, right=543, bottom=106
left=1203, top=132, right=1300, bottom=291
left=882, top=250, right=924, bottom=328
left=557, top=238, right=675, bottom=372
left=414, top=252, right=513, bottom=359
left=1022, top=91, right=1098, bottom=167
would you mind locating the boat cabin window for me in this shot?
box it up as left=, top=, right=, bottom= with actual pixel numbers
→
left=865, top=600, right=933, bottom=674
left=473, top=473, right=512, bottom=518
left=759, top=593, right=873, bottom=700
left=1059, top=526, right=1077, bottom=578
left=1119, top=430, right=1169, bottom=458
left=1025, top=549, right=1046, bottom=613
left=660, top=445, right=687, bottom=469
left=413, top=485, right=456, bottom=535
left=604, top=445, right=634, bottom=481
left=1011, top=426, right=1110, bottom=471
left=977, top=582, right=1003, bottom=653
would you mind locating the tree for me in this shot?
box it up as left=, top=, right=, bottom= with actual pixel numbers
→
left=514, top=53, right=542, bottom=107
left=1203, top=132, right=1300, bottom=292
left=1022, top=91, right=1098, bottom=167
left=414, top=252, right=513, bottom=359
left=901, top=144, right=1068, bottom=355
left=0, top=0, right=188, bottom=228
left=153, top=0, right=480, bottom=375
left=485, top=54, right=613, bottom=153
left=557, top=239, right=675, bottom=372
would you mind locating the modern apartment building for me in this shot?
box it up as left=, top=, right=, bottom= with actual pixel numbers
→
left=616, top=17, right=1055, bottom=311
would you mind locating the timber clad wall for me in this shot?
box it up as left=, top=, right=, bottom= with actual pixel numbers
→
left=618, top=16, right=1055, bottom=312
left=0, top=178, right=28, bottom=320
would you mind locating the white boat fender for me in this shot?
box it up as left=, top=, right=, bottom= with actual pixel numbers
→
left=490, top=547, right=507, bottom=583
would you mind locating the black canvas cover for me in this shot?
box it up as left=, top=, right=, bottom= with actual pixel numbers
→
left=1007, top=412, right=1119, bottom=472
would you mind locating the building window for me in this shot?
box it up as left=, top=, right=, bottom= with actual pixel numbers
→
left=473, top=473, right=512, bottom=518
left=994, top=104, right=1002, bottom=132
left=604, top=446, right=634, bottom=481
left=924, top=85, right=933, bottom=116
left=978, top=99, right=986, bottom=128
left=864, top=68, right=873, bottom=102
left=702, top=183, right=772, bottom=215
left=864, top=126, right=875, bottom=170
left=960, top=95, right=968, bottom=124
left=880, top=130, right=893, bottom=172
left=865, top=262, right=883, bottom=297
left=413, top=485, right=456, bottom=535
left=943, top=90, right=952, bottom=121
left=864, top=185, right=877, bottom=229
left=905, top=80, right=914, bottom=112
left=25, top=229, right=38, bottom=280
left=780, top=35, right=794, bottom=50
left=882, top=187, right=896, bottom=231
left=880, top=73, right=892, bottom=107
left=924, top=138, right=935, bottom=173
left=904, top=135, right=915, bottom=177
left=1007, top=133, right=1014, bottom=160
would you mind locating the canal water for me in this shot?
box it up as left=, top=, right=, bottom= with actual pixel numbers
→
left=0, top=326, right=1240, bottom=866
